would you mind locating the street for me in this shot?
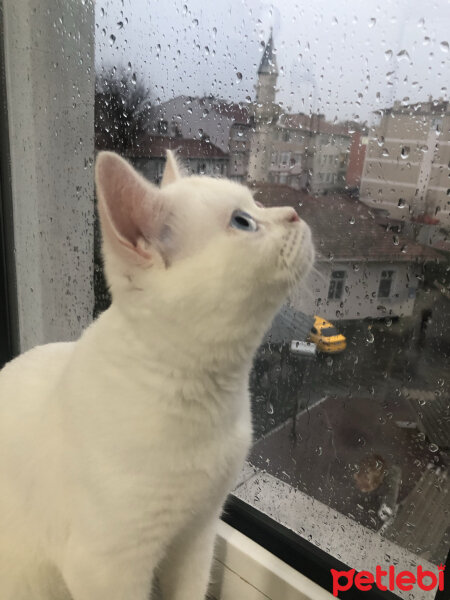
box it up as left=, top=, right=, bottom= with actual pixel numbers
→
left=248, top=289, right=450, bottom=565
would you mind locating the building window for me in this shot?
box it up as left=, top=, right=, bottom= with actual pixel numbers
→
left=157, top=119, right=168, bottom=134
left=283, top=130, right=290, bottom=142
left=378, top=270, right=395, bottom=298
left=280, top=152, right=291, bottom=166
left=279, top=173, right=288, bottom=184
left=328, top=271, right=346, bottom=300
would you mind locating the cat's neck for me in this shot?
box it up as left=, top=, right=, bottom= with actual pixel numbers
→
left=85, top=303, right=257, bottom=382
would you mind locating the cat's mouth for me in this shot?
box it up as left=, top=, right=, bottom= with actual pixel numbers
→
left=278, top=222, right=314, bottom=287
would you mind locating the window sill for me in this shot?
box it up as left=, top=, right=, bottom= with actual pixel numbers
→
left=210, top=520, right=334, bottom=600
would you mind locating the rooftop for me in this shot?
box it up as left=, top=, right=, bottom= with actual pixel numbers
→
left=254, top=183, right=443, bottom=263
left=120, top=135, right=228, bottom=160
left=258, top=31, right=278, bottom=76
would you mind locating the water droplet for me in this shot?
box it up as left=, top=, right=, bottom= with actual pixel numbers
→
left=368, top=17, right=376, bottom=28
left=398, top=198, right=406, bottom=208
left=109, top=34, right=116, bottom=46
left=131, top=73, right=137, bottom=85
left=440, top=41, right=449, bottom=53
left=349, top=216, right=355, bottom=224
left=397, top=49, right=410, bottom=61
left=236, top=72, right=243, bottom=83
left=117, top=21, right=124, bottom=29
left=315, top=446, right=323, bottom=456
left=429, top=443, right=439, bottom=453
left=366, top=331, right=374, bottom=344
left=393, top=235, right=399, bottom=246
left=266, top=401, right=274, bottom=415
left=385, top=50, right=393, bottom=60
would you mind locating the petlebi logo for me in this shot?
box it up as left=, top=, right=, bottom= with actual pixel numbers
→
left=331, top=564, right=445, bottom=596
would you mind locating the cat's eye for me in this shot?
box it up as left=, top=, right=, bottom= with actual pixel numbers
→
left=230, top=210, right=258, bottom=232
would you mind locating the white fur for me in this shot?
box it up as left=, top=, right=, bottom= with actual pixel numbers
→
left=0, top=151, right=314, bottom=600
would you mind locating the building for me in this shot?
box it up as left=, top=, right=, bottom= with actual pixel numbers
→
left=122, top=135, right=228, bottom=184
left=254, top=184, right=441, bottom=321
left=346, top=130, right=369, bottom=191
left=147, top=95, right=249, bottom=155
left=246, top=34, right=353, bottom=193
left=246, top=31, right=281, bottom=183
left=360, top=100, right=450, bottom=229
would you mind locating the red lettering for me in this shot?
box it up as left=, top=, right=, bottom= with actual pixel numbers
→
left=331, top=569, right=355, bottom=597
left=396, top=571, right=416, bottom=591
left=438, top=564, right=445, bottom=591
left=355, top=571, right=374, bottom=590
left=375, top=565, right=388, bottom=591
left=389, top=565, right=395, bottom=591
left=417, top=566, right=438, bottom=591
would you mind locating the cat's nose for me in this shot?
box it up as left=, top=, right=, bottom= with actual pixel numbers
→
left=285, top=208, right=300, bottom=223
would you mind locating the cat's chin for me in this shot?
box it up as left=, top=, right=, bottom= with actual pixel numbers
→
left=278, top=221, right=314, bottom=291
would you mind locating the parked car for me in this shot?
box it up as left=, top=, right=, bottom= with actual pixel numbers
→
left=308, top=316, right=347, bottom=353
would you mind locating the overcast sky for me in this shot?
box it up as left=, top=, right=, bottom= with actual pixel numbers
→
left=96, top=0, right=450, bottom=124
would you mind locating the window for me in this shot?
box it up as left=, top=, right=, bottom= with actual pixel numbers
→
left=157, top=119, right=168, bottom=134
left=378, top=270, right=395, bottom=298
left=280, top=152, right=290, bottom=166
left=3, top=2, right=449, bottom=600
left=328, top=271, right=346, bottom=300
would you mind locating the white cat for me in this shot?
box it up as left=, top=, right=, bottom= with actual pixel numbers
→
left=0, top=151, right=314, bottom=600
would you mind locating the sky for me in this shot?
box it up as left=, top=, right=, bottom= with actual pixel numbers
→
left=95, top=0, right=450, bottom=125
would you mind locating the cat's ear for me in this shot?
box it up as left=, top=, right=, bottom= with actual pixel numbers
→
left=160, top=150, right=182, bottom=188
left=95, top=151, right=168, bottom=266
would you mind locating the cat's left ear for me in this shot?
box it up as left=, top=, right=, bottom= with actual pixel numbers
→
left=95, top=151, right=169, bottom=267
left=160, top=150, right=183, bottom=188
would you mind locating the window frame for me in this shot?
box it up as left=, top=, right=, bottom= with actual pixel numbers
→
left=0, top=6, right=18, bottom=367
left=223, top=495, right=408, bottom=600
left=328, top=270, right=346, bottom=300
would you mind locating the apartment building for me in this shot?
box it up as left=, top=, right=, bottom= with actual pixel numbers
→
left=360, top=100, right=450, bottom=228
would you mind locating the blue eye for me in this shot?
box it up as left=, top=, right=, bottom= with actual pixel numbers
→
left=230, top=210, right=258, bottom=232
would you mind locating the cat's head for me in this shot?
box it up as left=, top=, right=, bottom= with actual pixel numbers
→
left=95, top=151, right=314, bottom=358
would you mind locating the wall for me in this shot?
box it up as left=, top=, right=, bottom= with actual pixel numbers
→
left=292, top=260, right=418, bottom=321
left=3, top=0, right=95, bottom=351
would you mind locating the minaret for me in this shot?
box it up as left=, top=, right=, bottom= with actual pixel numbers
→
left=247, top=31, right=280, bottom=183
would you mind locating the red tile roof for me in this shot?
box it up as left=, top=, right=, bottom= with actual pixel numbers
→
left=254, top=183, right=442, bottom=262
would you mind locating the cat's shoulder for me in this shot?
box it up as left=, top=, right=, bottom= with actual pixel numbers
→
left=0, top=341, right=75, bottom=385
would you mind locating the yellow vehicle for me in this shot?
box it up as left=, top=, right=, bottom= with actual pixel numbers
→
left=308, top=316, right=347, bottom=354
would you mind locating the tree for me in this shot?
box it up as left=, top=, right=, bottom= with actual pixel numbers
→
left=95, top=67, right=152, bottom=152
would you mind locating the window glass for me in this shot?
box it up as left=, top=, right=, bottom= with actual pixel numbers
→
left=95, top=1, right=450, bottom=597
